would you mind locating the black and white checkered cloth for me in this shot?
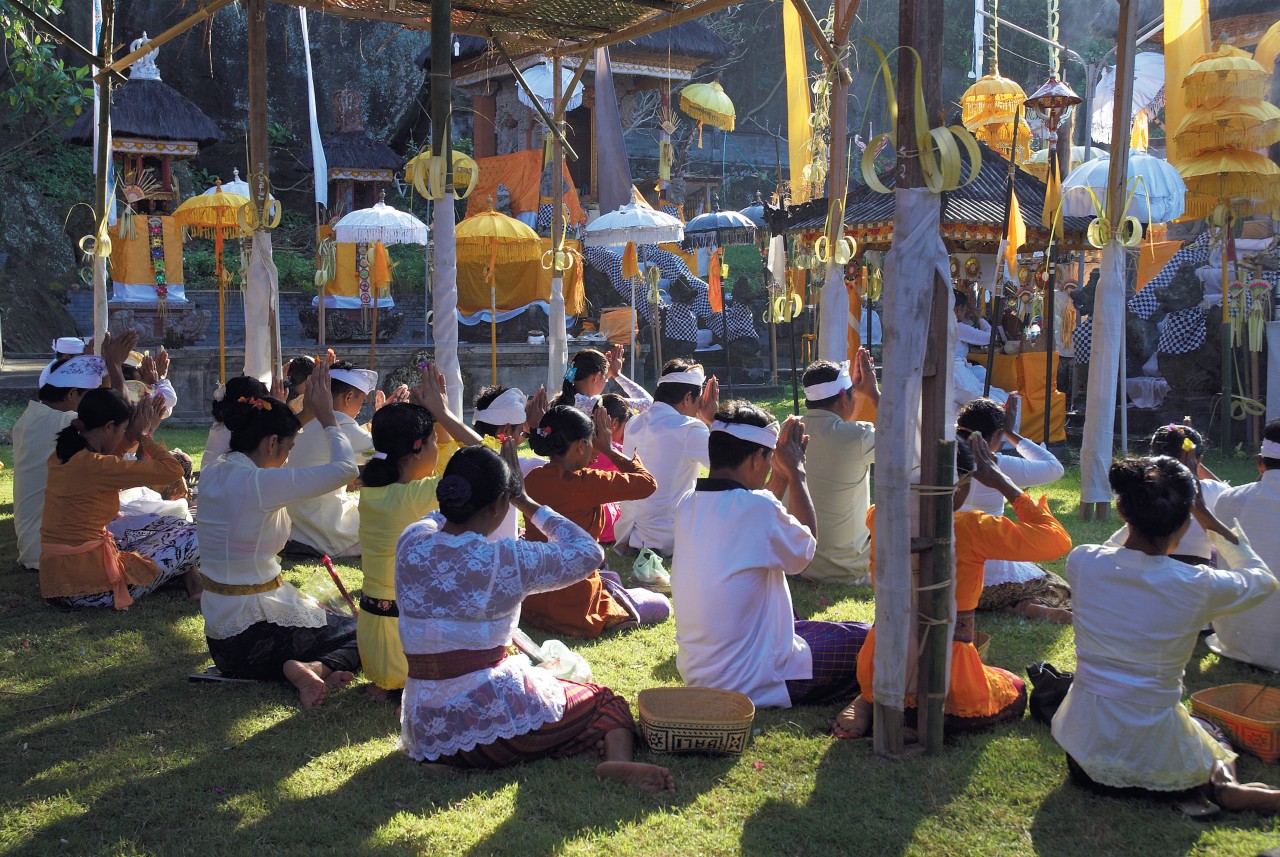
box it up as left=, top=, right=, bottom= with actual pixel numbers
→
left=663, top=302, right=698, bottom=343
left=536, top=202, right=554, bottom=233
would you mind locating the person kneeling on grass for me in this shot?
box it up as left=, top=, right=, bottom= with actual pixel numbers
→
left=672, top=401, right=871, bottom=709
left=1052, top=455, right=1280, bottom=816
left=835, top=434, right=1072, bottom=738
left=196, top=358, right=361, bottom=707
left=395, top=443, right=674, bottom=792
left=520, top=406, right=669, bottom=638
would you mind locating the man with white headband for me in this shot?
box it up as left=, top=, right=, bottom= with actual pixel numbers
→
left=285, top=360, right=386, bottom=557
left=1206, top=419, right=1280, bottom=672
left=36, top=337, right=89, bottom=389
left=614, top=358, right=719, bottom=557
left=797, top=349, right=879, bottom=586
left=467, top=384, right=549, bottom=540
left=13, top=353, right=108, bottom=569
left=671, top=400, right=870, bottom=708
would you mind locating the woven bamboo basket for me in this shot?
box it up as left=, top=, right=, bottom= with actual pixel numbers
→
left=637, top=687, right=755, bottom=755
left=1190, top=684, right=1280, bottom=763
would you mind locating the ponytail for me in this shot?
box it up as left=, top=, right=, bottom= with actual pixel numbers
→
left=362, top=403, right=436, bottom=488
left=553, top=349, right=609, bottom=408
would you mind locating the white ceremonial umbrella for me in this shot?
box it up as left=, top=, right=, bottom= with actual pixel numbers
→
left=1062, top=149, right=1187, bottom=223
left=203, top=167, right=251, bottom=198
left=517, top=59, right=584, bottom=116
left=1091, top=52, right=1165, bottom=145
left=583, top=202, right=684, bottom=373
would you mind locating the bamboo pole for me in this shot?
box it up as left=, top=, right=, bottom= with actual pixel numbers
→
left=982, top=109, right=1023, bottom=395
left=549, top=53, right=568, bottom=392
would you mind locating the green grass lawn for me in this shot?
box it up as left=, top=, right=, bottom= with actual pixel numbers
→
left=0, top=425, right=1278, bottom=856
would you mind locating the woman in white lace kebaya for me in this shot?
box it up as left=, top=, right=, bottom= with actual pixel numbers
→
left=197, top=359, right=361, bottom=707
left=1052, top=455, right=1280, bottom=816
left=396, top=443, right=674, bottom=792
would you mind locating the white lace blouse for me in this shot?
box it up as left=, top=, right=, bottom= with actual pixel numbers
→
left=197, top=427, right=359, bottom=639
left=395, top=506, right=605, bottom=761
left=571, top=372, right=653, bottom=416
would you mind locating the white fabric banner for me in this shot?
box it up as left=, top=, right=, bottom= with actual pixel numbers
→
left=872, top=187, right=957, bottom=713
left=819, top=260, right=850, bottom=361
left=547, top=275, right=568, bottom=393
left=1268, top=321, right=1280, bottom=423
left=299, top=9, right=328, bottom=210
left=244, top=232, right=279, bottom=383
left=432, top=193, right=464, bottom=416
left=1080, top=242, right=1126, bottom=503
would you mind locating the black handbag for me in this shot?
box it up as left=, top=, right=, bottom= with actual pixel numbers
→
left=1026, top=661, right=1073, bottom=725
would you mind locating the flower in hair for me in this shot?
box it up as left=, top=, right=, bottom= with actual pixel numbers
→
left=412, top=437, right=424, bottom=452
left=535, top=426, right=552, bottom=438
left=417, top=361, right=429, bottom=369
left=564, top=366, right=578, bottom=382
left=1182, top=437, right=1195, bottom=453
left=437, top=474, right=472, bottom=506
left=238, top=396, right=272, bottom=411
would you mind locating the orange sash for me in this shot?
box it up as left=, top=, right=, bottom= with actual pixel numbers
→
left=42, top=532, right=131, bottom=610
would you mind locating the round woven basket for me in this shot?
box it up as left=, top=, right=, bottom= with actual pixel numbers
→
left=637, top=687, right=755, bottom=755
left=1191, top=683, right=1280, bottom=763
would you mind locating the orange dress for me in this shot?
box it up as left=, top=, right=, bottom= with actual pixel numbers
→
left=520, top=456, right=657, bottom=638
left=857, top=493, right=1071, bottom=727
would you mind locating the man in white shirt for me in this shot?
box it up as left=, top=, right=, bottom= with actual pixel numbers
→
left=614, top=359, right=719, bottom=557
left=672, top=401, right=870, bottom=708
left=284, top=362, right=380, bottom=557
left=1207, top=421, right=1280, bottom=671
left=953, top=289, right=1008, bottom=407
left=797, top=350, right=878, bottom=585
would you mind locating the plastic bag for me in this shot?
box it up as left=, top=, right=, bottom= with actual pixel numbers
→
left=537, top=640, right=593, bottom=683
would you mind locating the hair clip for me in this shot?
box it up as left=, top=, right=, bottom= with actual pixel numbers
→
left=535, top=426, right=551, bottom=437
left=412, top=437, right=424, bottom=452
left=417, top=360, right=429, bottom=370
left=370, top=451, right=388, bottom=460
left=564, top=367, right=578, bottom=382
left=237, top=396, right=272, bottom=411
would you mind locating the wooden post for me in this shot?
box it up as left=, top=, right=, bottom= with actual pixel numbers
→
left=246, top=0, right=278, bottom=376
left=551, top=53, right=566, bottom=386
left=92, top=0, right=114, bottom=350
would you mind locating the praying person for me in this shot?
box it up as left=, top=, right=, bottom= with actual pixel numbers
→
left=40, top=389, right=201, bottom=608
left=797, top=350, right=878, bottom=586
left=835, top=434, right=1071, bottom=738
left=204, top=376, right=269, bottom=464
left=952, top=290, right=1008, bottom=407
left=591, top=393, right=633, bottom=544
left=1205, top=420, right=1280, bottom=672
left=470, top=383, right=548, bottom=540
left=284, top=355, right=316, bottom=414
left=197, top=359, right=361, bottom=707
left=554, top=346, right=652, bottom=414
left=672, top=401, right=870, bottom=708
left=957, top=396, right=1071, bottom=623
left=35, top=336, right=89, bottom=388
left=521, top=406, right=668, bottom=637
left=1052, top=456, right=1280, bottom=816
left=122, top=350, right=178, bottom=419
left=614, top=359, right=719, bottom=556
left=284, top=361, right=381, bottom=557
left=396, top=443, right=675, bottom=793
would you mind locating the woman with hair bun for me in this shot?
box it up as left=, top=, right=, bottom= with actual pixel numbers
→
left=520, top=406, right=668, bottom=638
left=554, top=346, right=652, bottom=415
left=40, top=388, right=201, bottom=608
left=1052, top=455, right=1280, bottom=816
left=395, top=441, right=674, bottom=792
left=356, top=399, right=441, bottom=702
left=196, top=358, right=362, bottom=707
left=204, top=375, right=269, bottom=464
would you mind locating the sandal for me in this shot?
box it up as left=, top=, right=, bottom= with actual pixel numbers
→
left=1174, top=795, right=1222, bottom=820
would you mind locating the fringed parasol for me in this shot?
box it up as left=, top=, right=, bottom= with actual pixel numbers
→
left=203, top=168, right=250, bottom=199
left=1178, top=149, right=1280, bottom=219
left=582, top=202, right=684, bottom=247
left=1183, top=46, right=1271, bottom=106
left=1062, top=150, right=1187, bottom=223
left=1174, top=100, right=1280, bottom=158
left=516, top=59, right=584, bottom=116
left=681, top=204, right=757, bottom=251
left=964, top=104, right=1033, bottom=164
left=333, top=195, right=429, bottom=246
left=680, top=81, right=735, bottom=146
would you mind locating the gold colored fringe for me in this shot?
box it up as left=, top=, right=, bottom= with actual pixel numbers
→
left=1185, top=76, right=1270, bottom=108
left=680, top=101, right=734, bottom=132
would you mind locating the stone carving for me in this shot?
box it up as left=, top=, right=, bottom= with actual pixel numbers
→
left=298, top=306, right=406, bottom=343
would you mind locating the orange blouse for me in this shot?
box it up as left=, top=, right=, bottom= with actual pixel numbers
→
left=520, top=455, right=657, bottom=638
left=40, top=437, right=184, bottom=599
left=857, top=493, right=1071, bottom=718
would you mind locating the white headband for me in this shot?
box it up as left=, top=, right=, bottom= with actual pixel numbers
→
left=658, top=367, right=706, bottom=387
left=1263, top=439, right=1280, bottom=458
left=474, top=388, right=528, bottom=425
left=331, top=368, right=379, bottom=395
left=803, top=361, right=852, bottom=401
left=52, top=337, right=86, bottom=355
left=711, top=419, right=780, bottom=449
left=44, top=355, right=107, bottom=389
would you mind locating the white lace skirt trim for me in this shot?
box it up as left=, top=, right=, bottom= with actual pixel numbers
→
left=202, top=586, right=329, bottom=640
left=982, top=559, right=1046, bottom=587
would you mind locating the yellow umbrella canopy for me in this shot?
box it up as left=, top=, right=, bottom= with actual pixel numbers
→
left=1256, top=20, right=1280, bottom=74
left=679, top=82, right=735, bottom=132
left=960, top=72, right=1026, bottom=127
left=455, top=208, right=542, bottom=264
left=1174, top=100, right=1280, bottom=157
left=171, top=184, right=251, bottom=238
left=1178, top=149, right=1280, bottom=218
left=966, top=112, right=1033, bottom=164
left=1183, top=45, right=1270, bottom=107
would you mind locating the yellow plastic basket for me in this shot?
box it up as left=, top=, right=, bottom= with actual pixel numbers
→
left=637, top=687, right=755, bottom=755
left=1190, top=683, right=1280, bottom=763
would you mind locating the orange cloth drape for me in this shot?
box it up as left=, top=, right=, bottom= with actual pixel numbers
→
left=315, top=225, right=393, bottom=305
left=465, top=149, right=586, bottom=224
left=984, top=351, right=1066, bottom=444
left=108, top=216, right=185, bottom=285
left=456, top=238, right=585, bottom=316
left=1136, top=240, right=1183, bottom=291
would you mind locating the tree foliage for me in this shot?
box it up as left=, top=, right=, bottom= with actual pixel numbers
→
left=1, top=0, right=92, bottom=131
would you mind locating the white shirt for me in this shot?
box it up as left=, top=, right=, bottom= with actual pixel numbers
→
left=615, top=402, right=709, bottom=555
left=672, top=480, right=817, bottom=708
left=1052, top=538, right=1276, bottom=790
left=571, top=372, right=653, bottom=416
left=1106, top=478, right=1228, bottom=563
left=12, top=401, right=76, bottom=569
left=197, top=426, right=358, bottom=639
left=799, top=409, right=874, bottom=585
left=961, top=438, right=1065, bottom=587
left=1207, top=470, right=1280, bottom=671
left=284, top=413, right=373, bottom=555
left=204, top=422, right=231, bottom=464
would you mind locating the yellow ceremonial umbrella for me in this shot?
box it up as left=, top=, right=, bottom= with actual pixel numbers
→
left=1255, top=21, right=1280, bottom=74
left=455, top=203, right=542, bottom=383
left=961, top=73, right=1032, bottom=163
left=1183, top=45, right=1271, bottom=106
left=1178, top=149, right=1280, bottom=219
left=1022, top=144, right=1105, bottom=180
left=680, top=82, right=735, bottom=146
left=1174, top=100, right=1280, bottom=158
left=172, top=182, right=250, bottom=383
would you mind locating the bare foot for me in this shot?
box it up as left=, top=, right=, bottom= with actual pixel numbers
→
left=1215, top=782, right=1280, bottom=814
left=283, top=660, right=328, bottom=708
left=366, top=685, right=390, bottom=702
left=596, top=738, right=608, bottom=759
left=596, top=761, right=676, bottom=793
left=1014, top=601, right=1073, bottom=625
left=832, top=696, right=873, bottom=739
left=325, top=670, right=355, bottom=689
